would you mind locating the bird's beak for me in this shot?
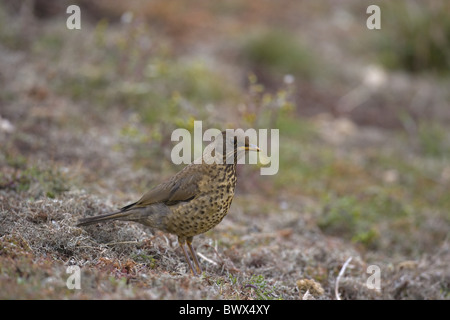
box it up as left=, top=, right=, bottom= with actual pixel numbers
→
left=240, top=144, right=261, bottom=152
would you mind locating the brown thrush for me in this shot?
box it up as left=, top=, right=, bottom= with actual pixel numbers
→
left=77, top=130, right=260, bottom=275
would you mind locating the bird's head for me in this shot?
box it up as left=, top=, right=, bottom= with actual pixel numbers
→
left=204, top=130, right=260, bottom=164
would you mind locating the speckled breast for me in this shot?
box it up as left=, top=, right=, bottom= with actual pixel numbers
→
left=165, top=164, right=237, bottom=238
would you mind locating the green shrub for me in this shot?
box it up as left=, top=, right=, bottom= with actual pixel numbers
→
left=242, top=29, right=318, bottom=79
left=375, top=1, right=450, bottom=74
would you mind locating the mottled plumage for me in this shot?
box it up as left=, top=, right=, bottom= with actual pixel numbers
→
left=77, top=130, right=260, bottom=275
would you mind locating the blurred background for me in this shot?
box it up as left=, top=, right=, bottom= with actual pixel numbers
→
left=0, top=0, right=449, bottom=299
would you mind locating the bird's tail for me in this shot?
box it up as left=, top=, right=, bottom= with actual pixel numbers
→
left=76, top=209, right=132, bottom=226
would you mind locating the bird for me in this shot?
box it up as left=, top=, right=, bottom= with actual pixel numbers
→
left=77, top=130, right=260, bottom=275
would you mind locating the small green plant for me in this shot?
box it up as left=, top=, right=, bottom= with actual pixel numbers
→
left=242, top=29, right=318, bottom=79
left=318, top=195, right=362, bottom=235
left=243, top=274, right=282, bottom=300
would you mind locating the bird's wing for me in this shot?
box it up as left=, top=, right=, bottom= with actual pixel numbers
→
left=123, top=164, right=205, bottom=210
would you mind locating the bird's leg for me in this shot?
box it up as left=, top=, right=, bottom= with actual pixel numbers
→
left=186, top=236, right=203, bottom=275
left=178, top=238, right=197, bottom=276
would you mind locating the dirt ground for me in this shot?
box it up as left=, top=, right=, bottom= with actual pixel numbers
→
left=0, top=0, right=449, bottom=300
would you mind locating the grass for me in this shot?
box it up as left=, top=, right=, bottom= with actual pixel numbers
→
left=417, top=121, right=450, bottom=157
left=0, top=150, right=70, bottom=200
left=242, top=274, right=283, bottom=300
left=269, top=110, right=449, bottom=256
